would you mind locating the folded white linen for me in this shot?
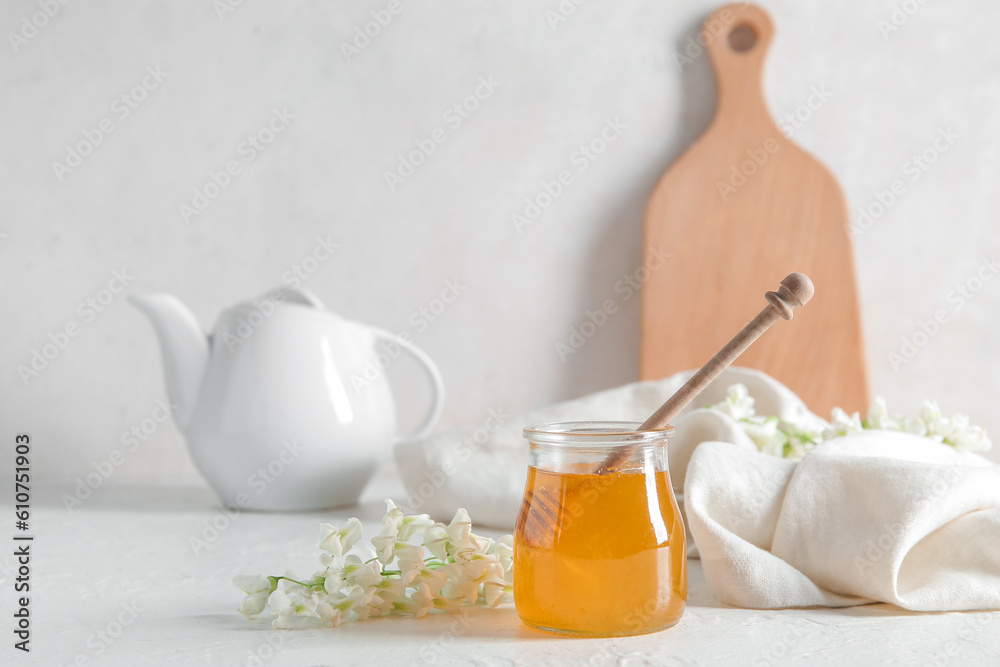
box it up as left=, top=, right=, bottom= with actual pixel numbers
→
left=393, top=368, right=1000, bottom=610
left=686, top=434, right=1000, bottom=610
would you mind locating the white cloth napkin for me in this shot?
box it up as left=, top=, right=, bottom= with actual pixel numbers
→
left=393, top=368, right=1000, bottom=610
left=687, top=435, right=1000, bottom=610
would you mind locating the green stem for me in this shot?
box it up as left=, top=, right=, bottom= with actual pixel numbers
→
left=272, top=575, right=321, bottom=589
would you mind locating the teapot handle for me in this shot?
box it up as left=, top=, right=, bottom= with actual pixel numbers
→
left=368, top=327, right=445, bottom=441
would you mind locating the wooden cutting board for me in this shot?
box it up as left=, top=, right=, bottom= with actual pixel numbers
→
left=640, top=3, right=869, bottom=416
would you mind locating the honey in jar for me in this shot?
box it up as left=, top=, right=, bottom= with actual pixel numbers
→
left=514, top=421, right=686, bottom=637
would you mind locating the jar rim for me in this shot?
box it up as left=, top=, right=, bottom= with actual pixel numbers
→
left=522, top=420, right=674, bottom=447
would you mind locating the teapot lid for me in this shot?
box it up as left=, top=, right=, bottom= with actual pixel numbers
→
left=267, top=287, right=325, bottom=309
left=220, top=287, right=332, bottom=322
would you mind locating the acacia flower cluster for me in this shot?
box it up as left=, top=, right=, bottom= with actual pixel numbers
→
left=708, top=384, right=992, bottom=460
left=234, top=500, right=513, bottom=629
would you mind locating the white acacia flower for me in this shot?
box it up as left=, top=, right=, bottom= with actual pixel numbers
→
left=398, top=513, right=435, bottom=542
left=238, top=591, right=270, bottom=619
left=908, top=400, right=953, bottom=444
left=920, top=400, right=944, bottom=428
left=322, top=563, right=345, bottom=592
left=784, top=436, right=812, bottom=461
left=904, top=416, right=929, bottom=437
left=478, top=561, right=510, bottom=607
left=364, top=602, right=389, bottom=618
left=375, top=577, right=407, bottom=600
left=233, top=575, right=276, bottom=618
left=483, top=579, right=510, bottom=607
left=710, top=383, right=756, bottom=421
left=381, top=499, right=404, bottom=533
left=411, top=582, right=462, bottom=618
left=268, top=588, right=296, bottom=628
left=489, top=535, right=514, bottom=585
left=270, top=587, right=334, bottom=629
left=787, top=404, right=830, bottom=436
left=319, top=518, right=363, bottom=557
left=470, top=533, right=493, bottom=553
left=742, top=416, right=788, bottom=457
left=453, top=558, right=505, bottom=606
left=490, top=534, right=513, bottom=554
left=441, top=577, right=480, bottom=605
left=452, top=550, right=492, bottom=580
left=411, top=566, right=448, bottom=597
left=445, top=508, right=473, bottom=552
left=371, top=533, right=396, bottom=564
left=371, top=577, right=406, bottom=615
left=375, top=538, right=423, bottom=567
left=327, top=585, right=373, bottom=623
left=372, top=499, right=416, bottom=564
left=342, top=555, right=382, bottom=589
left=388, top=593, right=419, bottom=616
left=396, top=556, right=424, bottom=586
left=865, top=397, right=902, bottom=430
left=352, top=601, right=374, bottom=621
left=950, top=423, right=992, bottom=452
left=423, top=524, right=450, bottom=561
left=410, top=584, right=435, bottom=618
left=393, top=541, right=424, bottom=563
left=824, top=407, right=863, bottom=439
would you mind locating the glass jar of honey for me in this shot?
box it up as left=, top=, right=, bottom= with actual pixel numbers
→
left=514, top=421, right=686, bottom=637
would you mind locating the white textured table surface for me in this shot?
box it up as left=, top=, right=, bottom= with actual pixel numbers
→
left=4, top=479, right=999, bottom=667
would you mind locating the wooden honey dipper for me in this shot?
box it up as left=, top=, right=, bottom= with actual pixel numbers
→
left=517, top=273, right=814, bottom=543
left=596, top=271, right=814, bottom=474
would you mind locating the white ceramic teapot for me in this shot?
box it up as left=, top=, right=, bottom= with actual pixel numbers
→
left=130, top=287, right=443, bottom=510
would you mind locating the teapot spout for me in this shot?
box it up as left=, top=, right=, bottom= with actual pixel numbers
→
left=129, top=294, right=209, bottom=431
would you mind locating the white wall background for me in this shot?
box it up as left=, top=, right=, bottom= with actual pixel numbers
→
left=2, top=0, right=999, bottom=487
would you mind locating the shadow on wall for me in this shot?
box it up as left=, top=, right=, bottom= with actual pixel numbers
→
left=558, top=12, right=720, bottom=400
